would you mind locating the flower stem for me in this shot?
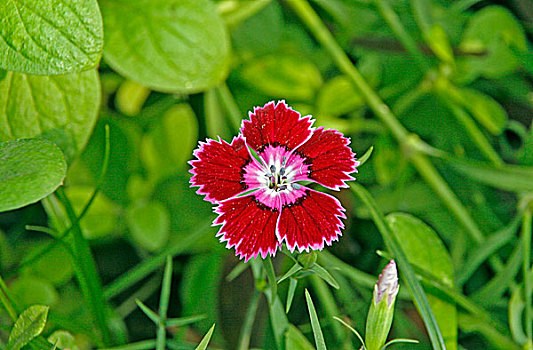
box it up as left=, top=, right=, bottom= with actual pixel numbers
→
left=0, top=275, right=17, bottom=322
left=522, top=206, right=532, bottom=347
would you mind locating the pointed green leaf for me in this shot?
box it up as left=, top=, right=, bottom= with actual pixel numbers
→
left=102, top=0, right=230, bottom=93
left=0, top=139, right=66, bottom=213
left=194, top=324, right=215, bottom=350
left=166, top=314, right=206, bottom=327
left=135, top=299, right=160, bottom=324
left=386, top=213, right=457, bottom=350
left=278, top=263, right=303, bottom=285
left=305, top=289, right=327, bottom=350
left=285, top=324, right=315, bottom=350
left=6, top=305, right=49, bottom=350
left=311, top=263, right=339, bottom=289
left=286, top=278, right=298, bottom=313
left=0, top=69, right=100, bottom=160
left=0, top=0, right=103, bottom=74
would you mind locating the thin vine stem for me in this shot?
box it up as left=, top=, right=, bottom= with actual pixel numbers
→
left=522, top=206, right=532, bottom=347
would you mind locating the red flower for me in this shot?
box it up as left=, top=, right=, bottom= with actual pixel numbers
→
left=190, top=101, right=359, bottom=261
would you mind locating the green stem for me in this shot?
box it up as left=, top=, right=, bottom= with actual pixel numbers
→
left=55, top=188, right=112, bottom=346
left=215, top=83, right=242, bottom=133
left=523, top=207, right=532, bottom=346
left=237, top=290, right=260, bottom=350
left=373, top=0, right=430, bottom=71
left=310, top=275, right=345, bottom=344
left=0, top=275, right=18, bottom=322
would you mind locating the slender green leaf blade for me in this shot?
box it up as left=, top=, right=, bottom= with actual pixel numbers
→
left=0, top=69, right=100, bottom=160
left=166, top=314, right=206, bottom=327
left=0, top=139, right=66, bottom=213
left=0, top=0, right=103, bottom=74
left=6, top=305, right=49, bottom=350
left=102, top=0, right=230, bottom=93
left=285, top=324, right=315, bottom=350
left=386, top=213, right=457, bottom=350
left=194, top=324, right=215, bottom=350
left=304, top=289, right=327, bottom=350
left=286, top=278, right=298, bottom=313
left=263, top=257, right=277, bottom=305
left=440, top=155, right=533, bottom=192
left=311, top=263, right=340, bottom=289
left=135, top=299, right=160, bottom=324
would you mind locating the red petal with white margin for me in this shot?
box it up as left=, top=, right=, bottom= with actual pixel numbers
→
left=241, top=101, right=313, bottom=151
left=278, top=188, right=346, bottom=252
left=214, top=194, right=280, bottom=261
left=297, top=127, right=359, bottom=190
left=189, top=136, right=251, bottom=203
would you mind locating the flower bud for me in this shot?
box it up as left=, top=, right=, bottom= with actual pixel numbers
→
left=365, top=260, right=399, bottom=350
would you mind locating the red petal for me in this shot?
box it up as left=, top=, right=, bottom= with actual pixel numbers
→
left=241, top=101, right=313, bottom=151
left=190, top=136, right=251, bottom=203
left=214, top=193, right=280, bottom=261
left=297, top=127, right=358, bottom=190
left=278, top=188, right=346, bottom=252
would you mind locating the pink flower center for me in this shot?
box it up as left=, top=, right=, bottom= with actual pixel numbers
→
left=243, top=145, right=311, bottom=208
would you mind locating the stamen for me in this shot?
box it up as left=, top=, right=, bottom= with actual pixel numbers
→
left=280, top=167, right=285, bottom=176
left=278, top=185, right=287, bottom=191
left=270, top=165, right=276, bottom=173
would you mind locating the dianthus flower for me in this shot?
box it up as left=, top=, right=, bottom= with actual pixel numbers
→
left=190, top=101, right=359, bottom=261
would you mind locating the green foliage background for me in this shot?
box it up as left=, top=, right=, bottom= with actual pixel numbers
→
left=0, top=0, right=532, bottom=349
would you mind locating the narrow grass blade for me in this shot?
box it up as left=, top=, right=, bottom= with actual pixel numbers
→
left=333, top=316, right=365, bottom=349
left=382, top=338, right=420, bottom=349
left=311, top=263, right=339, bottom=289
left=278, top=263, right=303, bottom=285
left=237, top=291, right=260, bottom=350
left=100, top=339, right=157, bottom=350
left=226, top=262, right=248, bottom=282
left=358, top=146, right=374, bottom=166
left=167, top=315, right=206, bottom=327
left=305, top=289, right=327, bottom=350
left=286, top=278, right=298, bottom=313
left=135, top=300, right=159, bottom=324
left=194, top=324, right=215, bottom=350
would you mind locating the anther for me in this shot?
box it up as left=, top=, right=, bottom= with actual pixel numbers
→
left=292, top=184, right=301, bottom=190
left=270, top=165, right=276, bottom=173
left=280, top=167, right=286, bottom=176
left=278, top=185, right=287, bottom=191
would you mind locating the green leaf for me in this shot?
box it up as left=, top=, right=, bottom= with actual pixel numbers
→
left=240, top=54, right=322, bottom=101
left=21, top=242, right=74, bottom=286
left=126, top=201, right=170, bottom=252
left=6, top=305, right=49, bottom=350
left=9, top=277, right=59, bottom=308
left=0, top=69, right=100, bottom=160
left=277, top=263, right=302, bottom=285
left=48, top=330, right=78, bottom=350
left=286, top=278, right=298, bottom=313
left=136, top=299, right=160, bottom=324
left=194, top=323, right=215, bottom=350
left=316, top=75, right=365, bottom=117
left=310, top=263, right=339, bottom=289
left=509, top=286, right=527, bottom=345
left=285, top=324, right=315, bottom=350
left=304, top=289, right=327, bottom=350
left=0, top=138, right=66, bottom=213
left=386, top=213, right=457, bottom=350
left=333, top=316, right=365, bottom=348
left=101, top=0, right=230, bottom=93
left=0, top=0, right=103, bottom=74
left=459, top=6, right=526, bottom=78
left=166, top=314, right=206, bottom=327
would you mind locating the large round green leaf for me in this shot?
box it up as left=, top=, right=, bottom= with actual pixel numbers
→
left=0, top=69, right=100, bottom=160
left=0, top=0, right=103, bottom=74
left=101, top=0, right=230, bottom=93
left=386, top=213, right=457, bottom=350
left=0, top=138, right=66, bottom=213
